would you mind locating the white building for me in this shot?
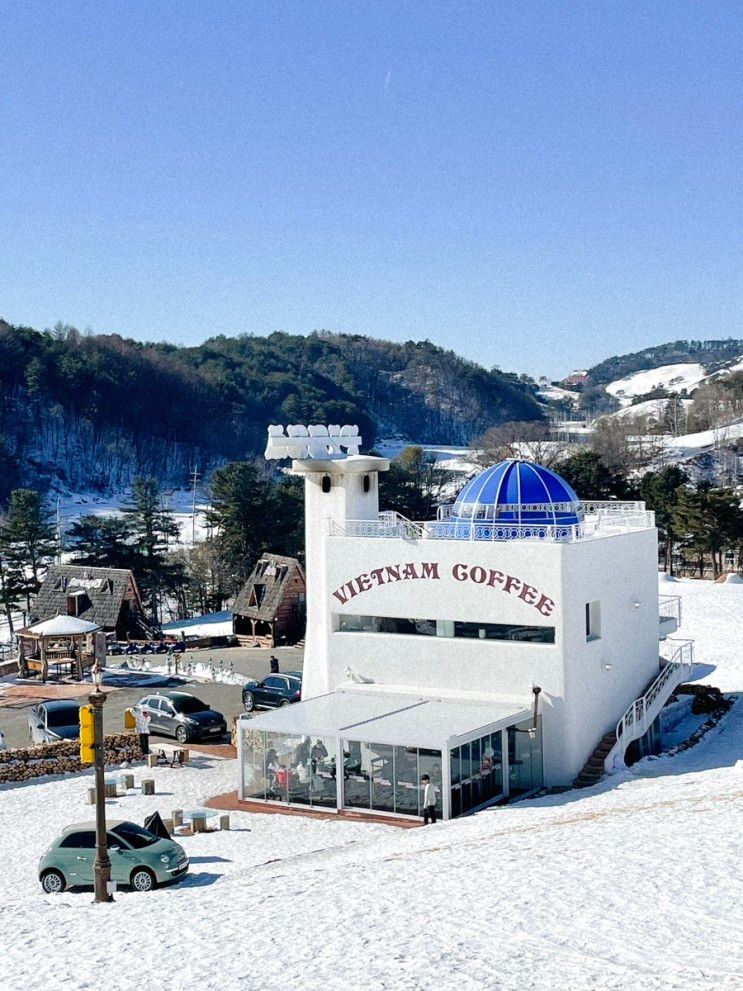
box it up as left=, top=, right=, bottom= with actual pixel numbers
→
left=237, top=425, right=692, bottom=821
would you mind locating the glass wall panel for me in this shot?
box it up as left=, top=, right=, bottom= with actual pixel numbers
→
left=417, top=749, right=442, bottom=817
left=394, top=747, right=420, bottom=816
left=287, top=735, right=313, bottom=806
left=264, top=732, right=293, bottom=801
left=459, top=742, right=471, bottom=813
left=370, top=743, right=396, bottom=814
left=336, top=614, right=555, bottom=643
left=508, top=719, right=544, bottom=795
left=309, top=736, right=337, bottom=809
left=241, top=728, right=267, bottom=800
left=449, top=746, right=462, bottom=818
left=342, top=740, right=371, bottom=809
left=470, top=738, right=482, bottom=808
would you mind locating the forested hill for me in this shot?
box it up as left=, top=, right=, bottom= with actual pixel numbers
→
left=0, top=320, right=541, bottom=496
left=586, top=339, right=743, bottom=386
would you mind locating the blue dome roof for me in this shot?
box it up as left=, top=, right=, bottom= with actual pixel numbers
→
left=451, top=459, right=582, bottom=530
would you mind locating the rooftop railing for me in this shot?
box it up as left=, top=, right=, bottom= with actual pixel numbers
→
left=329, top=503, right=655, bottom=542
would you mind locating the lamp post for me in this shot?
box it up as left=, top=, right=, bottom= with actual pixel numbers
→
left=89, top=662, right=113, bottom=903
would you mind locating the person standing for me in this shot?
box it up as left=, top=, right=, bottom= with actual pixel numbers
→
left=421, top=774, right=437, bottom=825
left=269, top=654, right=280, bottom=674
left=134, top=705, right=151, bottom=756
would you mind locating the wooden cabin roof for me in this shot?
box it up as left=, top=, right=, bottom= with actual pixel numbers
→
left=31, top=564, right=149, bottom=632
left=232, top=554, right=305, bottom=621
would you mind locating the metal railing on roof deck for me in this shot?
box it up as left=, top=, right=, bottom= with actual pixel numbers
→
left=437, top=500, right=646, bottom=521
left=658, top=594, right=682, bottom=625
left=329, top=508, right=655, bottom=541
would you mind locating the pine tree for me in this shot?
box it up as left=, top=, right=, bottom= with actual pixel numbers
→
left=4, top=489, right=57, bottom=611
left=67, top=514, right=135, bottom=569
left=121, top=478, right=181, bottom=623
left=0, top=517, right=25, bottom=635
left=639, top=466, right=687, bottom=574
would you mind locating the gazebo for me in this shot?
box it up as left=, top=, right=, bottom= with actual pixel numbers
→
left=18, top=615, right=103, bottom=682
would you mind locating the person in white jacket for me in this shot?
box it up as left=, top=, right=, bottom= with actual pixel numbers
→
left=133, top=705, right=151, bottom=755
left=420, top=774, right=437, bottom=825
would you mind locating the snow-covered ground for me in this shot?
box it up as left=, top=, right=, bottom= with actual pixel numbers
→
left=161, top=610, right=234, bottom=638
left=374, top=439, right=479, bottom=475
left=57, top=488, right=211, bottom=551
left=1, top=577, right=741, bottom=991
left=606, top=363, right=708, bottom=405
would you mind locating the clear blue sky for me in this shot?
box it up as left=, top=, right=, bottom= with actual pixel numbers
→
left=1, top=1, right=740, bottom=378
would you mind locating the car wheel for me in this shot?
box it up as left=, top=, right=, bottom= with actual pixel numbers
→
left=131, top=867, right=156, bottom=892
left=279, top=699, right=291, bottom=707
left=175, top=725, right=189, bottom=744
left=243, top=692, right=255, bottom=712
left=40, top=869, right=66, bottom=894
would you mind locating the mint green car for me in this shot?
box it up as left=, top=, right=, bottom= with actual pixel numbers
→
left=38, top=820, right=189, bottom=893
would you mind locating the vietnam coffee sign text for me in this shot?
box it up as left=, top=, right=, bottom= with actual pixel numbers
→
left=331, top=562, right=555, bottom=616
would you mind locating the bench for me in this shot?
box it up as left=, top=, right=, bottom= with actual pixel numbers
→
left=153, top=743, right=189, bottom=768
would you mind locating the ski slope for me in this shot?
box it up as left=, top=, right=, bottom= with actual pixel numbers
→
left=0, top=578, right=741, bottom=990
left=606, top=363, right=707, bottom=405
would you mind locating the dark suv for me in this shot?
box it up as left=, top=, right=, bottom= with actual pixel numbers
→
left=242, top=672, right=302, bottom=711
left=138, top=691, right=227, bottom=743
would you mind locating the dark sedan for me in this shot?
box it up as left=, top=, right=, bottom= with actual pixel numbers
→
left=138, top=691, right=227, bottom=744
left=28, top=699, right=82, bottom=745
left=242, top=672, right=302, bottom=712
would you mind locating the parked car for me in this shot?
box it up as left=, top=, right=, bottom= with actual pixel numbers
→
left=106, top=641, right=124, bottom=655
left=242, top=672, right=303, bottom=712
left=137, top=691, right=227, bottom=743
left=38, top=819, right=189, bottom=893
left=28, top=699, right=82, bottom=745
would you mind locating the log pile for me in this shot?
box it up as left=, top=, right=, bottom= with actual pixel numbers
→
left=0, top=733, right=142, bottom=784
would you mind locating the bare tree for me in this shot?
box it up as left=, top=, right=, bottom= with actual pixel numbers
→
left=471, top=421, right=572, bottom=468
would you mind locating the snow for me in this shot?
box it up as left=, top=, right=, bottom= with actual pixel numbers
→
left=608, top=397, right=693, bottom=423
left=606, top=363, right=707, bottom=404
left=161, top=610, right=234, bottom=638
left=57, top=488, right=211, bottom=552
left=665, top=420, right=743, bottom=461
left=537, top=384, right=580, bottom=404
left=374, top=439, right=479, bottom=475
left=1, top=578, right=741, bottom=990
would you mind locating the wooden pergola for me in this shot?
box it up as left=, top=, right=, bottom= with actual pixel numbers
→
left=17, top=614, right=103, bottom=682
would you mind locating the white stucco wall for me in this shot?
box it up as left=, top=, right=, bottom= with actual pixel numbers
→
left=297, top=458, right=660, bottom=787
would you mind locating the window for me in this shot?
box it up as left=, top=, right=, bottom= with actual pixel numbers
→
left=586, top=601, right=601, bottom=641
left=60, top=831, right=96, bottom=849
left=110, top=823, right=158, bottom=849
left=450, top=730, right=504, bottom=817
left=321, top=475, right=331, bottom=493
left=363, top=474, right=371, bottom=493
left=341, top=741, right=442, bottom=817
left=336, top=614, right=555, bottom=644
left=172, top=697, right=209, bottom=714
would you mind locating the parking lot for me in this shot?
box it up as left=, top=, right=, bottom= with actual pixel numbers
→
left=0, top=644, right=304, bottom=750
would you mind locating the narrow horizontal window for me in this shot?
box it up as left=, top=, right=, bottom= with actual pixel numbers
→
left=335, top=614, right=554, bottom=644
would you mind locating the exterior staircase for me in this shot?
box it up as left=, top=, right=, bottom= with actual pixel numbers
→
left=573, top=732, right=618, bottom=788
left=573, top=638, right=695, bottom=790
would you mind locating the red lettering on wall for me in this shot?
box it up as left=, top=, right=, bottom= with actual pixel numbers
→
left=330, top=561, right=556, bottom=617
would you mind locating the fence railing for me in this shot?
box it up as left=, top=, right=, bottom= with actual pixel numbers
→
left=605, top=637, right=695, bottom=773
left=330, top=510, right=655, bottom=541
left=658, top=595, right=682, bottom=626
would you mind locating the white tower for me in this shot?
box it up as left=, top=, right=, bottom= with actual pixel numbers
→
left=265, top=425, right=389, bottom=697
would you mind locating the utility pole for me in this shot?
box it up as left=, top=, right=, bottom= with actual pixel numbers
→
left=81, top=663, right=113, bottom=903
left=190, top=467, right=200, bottom=547
left=56, top=497, right=62, bottom=564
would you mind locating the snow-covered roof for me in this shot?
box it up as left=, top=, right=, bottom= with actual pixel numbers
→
left=24, top=614, right=101, bottom=636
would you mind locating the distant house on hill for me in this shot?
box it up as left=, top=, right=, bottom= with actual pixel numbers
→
left=31, top=565, right=153, bottom=640
left=232, top=554, right=306, bottom=647
left=563, top=369, right=589, bottom=388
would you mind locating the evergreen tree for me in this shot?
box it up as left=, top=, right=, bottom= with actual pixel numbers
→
left=639, top=466, right=687, bottom=574
left=121, top=478, right=181, bottom=623
left=4, top=489, right=56, bottom=610
left=207, top=461, right=303, bottom=589
left=0, top=517, right=25, bottom=635
left=558, top=450, right=631, bottom=500
left=671, top=484, right=743, bottom=577
left=382, top=447, right=453, bottom=520
left=66, top=514, right=136, bottom=569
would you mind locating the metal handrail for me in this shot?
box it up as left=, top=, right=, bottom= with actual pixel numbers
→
left=611, top=638, right=694, bottom=763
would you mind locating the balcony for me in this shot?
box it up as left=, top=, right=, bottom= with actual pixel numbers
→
left=329, top=502, right=655, bottom=544
left=658, top=594, right=681, bottom=639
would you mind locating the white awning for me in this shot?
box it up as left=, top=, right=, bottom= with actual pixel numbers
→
left=24, top=615, right=101, bottom=636
left=239, top=690, right=531, bottom=751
